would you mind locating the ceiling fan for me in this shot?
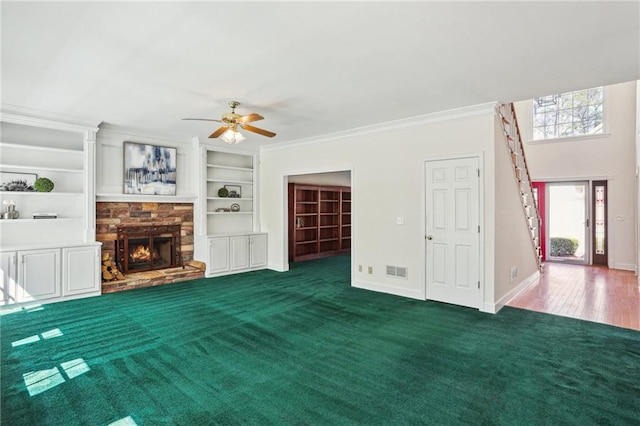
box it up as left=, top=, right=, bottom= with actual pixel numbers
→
left=182, top=101, right=276, bottom=144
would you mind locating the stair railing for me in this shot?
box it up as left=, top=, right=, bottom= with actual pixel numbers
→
left=497, top=103, right=543, bottom=271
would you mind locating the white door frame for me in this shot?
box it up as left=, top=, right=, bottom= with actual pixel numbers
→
left=423, top=152, right=484, bottom=310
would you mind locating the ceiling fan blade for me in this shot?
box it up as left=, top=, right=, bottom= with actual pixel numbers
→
left=241, top=124, right=276, bottom=138
left=237, top=113, right=264, bottom=124
left=182, top=118, right=223, bottom=122
left=209, top=126, right=229, bottom=138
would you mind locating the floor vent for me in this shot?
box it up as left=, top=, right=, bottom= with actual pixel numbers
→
left=386, top=265, right=408, bottom=279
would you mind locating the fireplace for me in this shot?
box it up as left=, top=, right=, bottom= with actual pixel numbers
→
left=116, top=224, right=182, bottom=273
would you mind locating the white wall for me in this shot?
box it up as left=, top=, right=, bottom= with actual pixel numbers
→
left=260, top=105, right=498, bottom=308
left=96, top=123, right=196, bottom=200
left=514, top=81, right=638, bottom=270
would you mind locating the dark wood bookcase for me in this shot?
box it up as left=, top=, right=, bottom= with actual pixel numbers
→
left=288, top=184, right=351, bottom=261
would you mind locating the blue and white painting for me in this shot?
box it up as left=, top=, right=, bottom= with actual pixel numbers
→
left=123, top=142, right=177, bottom=195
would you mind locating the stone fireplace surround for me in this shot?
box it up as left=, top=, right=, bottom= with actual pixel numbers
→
left=96, top=202, right=204, bottom=293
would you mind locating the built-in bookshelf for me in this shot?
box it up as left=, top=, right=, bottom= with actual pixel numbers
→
left=205, top=150, right=255, bottom=235
left=288, top=184, right=351, bottom=262
left=0, top=116, right=101, bottom=306
left=196, top=147, right=267, bottom=278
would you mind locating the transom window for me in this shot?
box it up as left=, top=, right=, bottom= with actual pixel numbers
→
left=532, top=87, right=604, bottom=140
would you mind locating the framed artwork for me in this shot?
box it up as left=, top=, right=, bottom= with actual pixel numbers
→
left=123, top=142, right=177, bottom=195
left=0, top=172, right=38, bottom=191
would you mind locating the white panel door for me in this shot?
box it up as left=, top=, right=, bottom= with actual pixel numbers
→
left=0, top=252, right=17, bottom=305
left=250, top=234, right=267, bottom=268
left=230, top=236, right=250, bottom=270
left=425, top=157, right=480, bottom=309
left=209, top=237, right=230, bottom=274
left=17, top=248, right=61, bottom=302
left=63, top=246, right=100, bottom=296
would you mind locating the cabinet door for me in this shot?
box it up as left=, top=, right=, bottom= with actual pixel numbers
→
left=17, top=249, right=60, bottom=302
left=209, top=237, right=230, bottom=274
left=250, top=234, right=268, bottom=268
left=62, top=246, right=100, bottom=296
left=230, top=236, right=250, bottom=270
left=0, top=252, right=17, bottom=305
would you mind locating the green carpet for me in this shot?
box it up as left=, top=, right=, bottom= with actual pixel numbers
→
left=1, top=256, right=639, bottom=425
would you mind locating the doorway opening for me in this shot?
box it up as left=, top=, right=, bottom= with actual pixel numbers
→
left=285, top=171, right=352, bottom=269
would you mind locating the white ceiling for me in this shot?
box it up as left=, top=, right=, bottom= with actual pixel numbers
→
left=2, top=1, right=639, bottom=150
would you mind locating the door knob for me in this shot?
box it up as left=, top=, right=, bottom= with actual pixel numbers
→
left=427, top=235, right=433, bottom=240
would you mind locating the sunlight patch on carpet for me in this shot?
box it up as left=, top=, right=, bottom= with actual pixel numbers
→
left=12, top=328, right=63, bottom=347
left=23, top=358, right=90, bottom=396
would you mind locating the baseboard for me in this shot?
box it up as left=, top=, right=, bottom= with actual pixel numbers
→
left=610, top=262, right=636, bottom=271
left=352, top=279, right=424, bottom=300
left=268, top=262, right=288, bottom=272
left=488, top=270, right=541, bottom=314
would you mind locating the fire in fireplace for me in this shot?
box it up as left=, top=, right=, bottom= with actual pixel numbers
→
left=116, top=225, right=182, bottom=273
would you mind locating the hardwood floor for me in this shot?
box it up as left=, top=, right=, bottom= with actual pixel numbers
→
left=507, top=262, right=640, bottom=331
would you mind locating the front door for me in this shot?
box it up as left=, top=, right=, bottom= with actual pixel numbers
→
left=425, top=156, right=480, bottom=309
left=546, top=181, right=589, bottom=264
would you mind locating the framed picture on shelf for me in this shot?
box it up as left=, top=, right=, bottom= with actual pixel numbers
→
left=123, top=142, right=177, bottom=195
left=224, top=185, right=241, bottom=198
left=0, top=172, right=37, bottom=191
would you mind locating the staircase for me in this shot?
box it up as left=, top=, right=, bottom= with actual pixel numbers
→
left=497, top=103, right=543, bottom=272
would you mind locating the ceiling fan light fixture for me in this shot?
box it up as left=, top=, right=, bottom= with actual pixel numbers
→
left=220, top=128, right=246, bottom=144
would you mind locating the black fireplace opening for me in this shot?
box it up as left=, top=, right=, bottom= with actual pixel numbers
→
left=116, top=225, right=182, bottom=273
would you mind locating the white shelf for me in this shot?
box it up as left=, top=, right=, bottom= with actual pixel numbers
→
left=0, top=191, right=82, bottom=196
left=207, top=164, right=253, bottom=172
left=0, top=217, right=83, bottom=223
left=207, top=178, right=253, bottom=185
left=0, top=163, right=82, bottom=173
left=96, top=194, right=197, bottom=203
left=207, top=211, right=253, bottom=215
left=0, top=142, right=82, bottom=155
left=207, top=197, right=253, bottom=201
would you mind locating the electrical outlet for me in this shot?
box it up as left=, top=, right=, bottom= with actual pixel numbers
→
left=509, top=266, right=518, bottom=282
left=368, top=266, right=373, bottom=274
left=358, top=265, right=363, bottom=272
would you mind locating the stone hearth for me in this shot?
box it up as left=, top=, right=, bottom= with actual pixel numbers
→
left=96, top=202, right=204, bottom=292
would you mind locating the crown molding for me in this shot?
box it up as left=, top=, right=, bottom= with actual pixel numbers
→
left=261, top=102, right=497, bottom=153
left=0, top=107, right=99, bottom=134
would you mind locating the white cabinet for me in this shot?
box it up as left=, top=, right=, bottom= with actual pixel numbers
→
left=0, top=252, right=16, bottom=304
left=206, top=233, right=267, bottom=277
left=208, top=237, right=230, bottom=274
left=17, top=248, right=61, bottom=302
left=230, top=236, right=250, bottom=271
left=250, top=233, right=267, bottom=268
left=62, top=246, right=100, bottom=296
left=0, top=244, right=101, bottom=306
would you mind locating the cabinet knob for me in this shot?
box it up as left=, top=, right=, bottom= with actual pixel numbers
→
left=426, top=235, right=433, bottom=240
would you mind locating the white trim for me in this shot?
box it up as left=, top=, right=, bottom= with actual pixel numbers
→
left=0, top=111, right=99, bottom=134
left=98, top=123, right=192, bottom=147
left=262, top=102, right=497, bottom=153
left=610, top=262, right=636, bottom=271
left=489, top=270, right=541, bottom=314
left=528, top=133, right=610, bottom=145
left=196, top=137, right=260, bottom=154
left=96, top=194, right=197, bottom=203
left=352, top=279, right=423, bottom=300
